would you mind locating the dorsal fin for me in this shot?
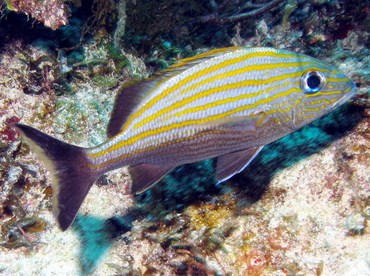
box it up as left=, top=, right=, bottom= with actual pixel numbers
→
left=161, top=46, right=242, bottom=76
left=107, top=46, right=243, bottom=138
left=107, top=78, right=157, bottom=138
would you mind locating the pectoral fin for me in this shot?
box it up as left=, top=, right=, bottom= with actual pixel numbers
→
left=216, top=146, right=264, bottom=182
left=202, top=112, right=268, bottom=133
left=129, top=164, right=175, bottom=194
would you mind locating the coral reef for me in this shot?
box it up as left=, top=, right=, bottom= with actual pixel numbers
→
left=0, top=0, right=369, bottom=275
left=3, top=0, right=70, bottom=30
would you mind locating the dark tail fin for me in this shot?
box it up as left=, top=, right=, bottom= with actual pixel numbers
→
left=16, top=124, right=97, bottom=231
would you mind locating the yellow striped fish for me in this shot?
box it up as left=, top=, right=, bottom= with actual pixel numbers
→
left=16, top=47, right=356, bottom=231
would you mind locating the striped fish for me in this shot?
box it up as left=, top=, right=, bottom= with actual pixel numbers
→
left=16, top=47, right=356, bottom=230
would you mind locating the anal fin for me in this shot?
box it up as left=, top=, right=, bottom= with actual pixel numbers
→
left=129, top=164, right=175, bottom=194
left=216, top=146, right=263, bottom=182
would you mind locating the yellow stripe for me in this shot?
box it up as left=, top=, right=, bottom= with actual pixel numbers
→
left=89, top=51, right=348, bottom=159
left=121, top=50, right=310, bottom=132
left=167, top=46, right=242, bottom=69
left=305, top=90, right=345, bottom=98
left=130, top=62, right=318, bottom=131
left=88, top=128, right=229, bottom=170
left=168, top=79, right=300, bottom=120
left=91, top=79, right=346, bottom=159
left=305, top=107, right=322, bottom=112
left=130, top=87, right=297, bottom=142
left=305, top=98, right=332, bottom=106
left=88, top=86, right=302, bottom=159
left=327, top=77, right=349, bottom=83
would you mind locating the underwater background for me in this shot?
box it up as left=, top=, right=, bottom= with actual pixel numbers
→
left=0, top=0, right=369, bottom=275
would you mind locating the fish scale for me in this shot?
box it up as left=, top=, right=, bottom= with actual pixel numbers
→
left=16, top=47, right=356, bottom=230
left=87, top=48, right=351, bottom=169
left=124, top=52, right=314, bottom=130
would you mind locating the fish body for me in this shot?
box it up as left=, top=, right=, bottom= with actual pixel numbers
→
left=16, top=47, right=356, bottom=230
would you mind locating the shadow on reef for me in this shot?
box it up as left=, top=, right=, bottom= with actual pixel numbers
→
left=73, top=214, right=134, bottom=274
left=136, top=103, right=363, bottom=212
left=73, top=103, right=363, bottom=273
left=230, top=102, right=363, bottom=210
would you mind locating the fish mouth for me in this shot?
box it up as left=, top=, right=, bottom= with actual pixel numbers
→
left=331, top=81, right=357, bottom=110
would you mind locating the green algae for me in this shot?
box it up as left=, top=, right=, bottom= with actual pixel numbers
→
left=54, top=91, right=112, bottom=146
left=106, top=44, right=131, bottom=72
left=282, top=0, right=297, bottom=27
left=91, top=75, right=118, bottom=89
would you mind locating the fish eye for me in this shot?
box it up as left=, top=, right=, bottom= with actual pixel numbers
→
left=301, top=70, right=326, bottom=94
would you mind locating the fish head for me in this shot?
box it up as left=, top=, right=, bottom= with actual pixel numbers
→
left=288, top=60, right=357, bottom=129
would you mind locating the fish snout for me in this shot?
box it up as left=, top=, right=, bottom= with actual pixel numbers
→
left=331, top=78, right=357, bottom=109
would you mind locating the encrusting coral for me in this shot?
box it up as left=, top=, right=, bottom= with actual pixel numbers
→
left=3, top=0, right=70, bottom=30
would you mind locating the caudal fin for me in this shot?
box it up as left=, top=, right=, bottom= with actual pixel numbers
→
left=16, top=124, right=97, bottom=231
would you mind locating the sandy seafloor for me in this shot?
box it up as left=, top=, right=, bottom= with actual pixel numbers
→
left=0, top=1, right=370, bottom=275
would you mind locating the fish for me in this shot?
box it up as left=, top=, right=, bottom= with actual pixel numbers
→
left=15, top=47, right=357, bottom=231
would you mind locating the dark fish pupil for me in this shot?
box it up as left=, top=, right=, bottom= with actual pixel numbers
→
left=307, top=74, right=321, bottom=89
